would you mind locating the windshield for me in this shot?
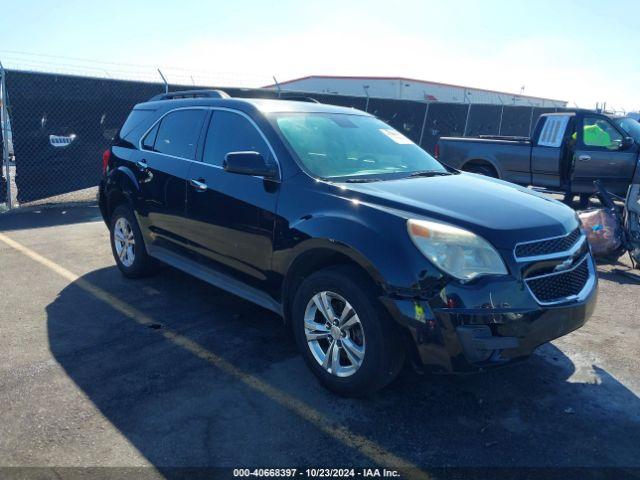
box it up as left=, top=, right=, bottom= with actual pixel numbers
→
left=270, top=112, right=447, bottom=180
left=613, top=117, right=640, bottom=142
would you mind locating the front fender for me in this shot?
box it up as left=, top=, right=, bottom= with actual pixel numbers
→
left=275, top=209, right=443, bottom=295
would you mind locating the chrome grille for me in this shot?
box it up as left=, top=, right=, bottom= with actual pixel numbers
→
left=525, top=255, right=591, bottom=305
left=515, top=228, right=582, bottom=260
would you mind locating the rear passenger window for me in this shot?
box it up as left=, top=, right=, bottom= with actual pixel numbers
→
left=202, top=111, right=270, bottom=166
left=153, top=109, right=206, bottom=159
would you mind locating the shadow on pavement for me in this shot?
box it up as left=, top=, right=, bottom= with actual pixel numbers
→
left=0, top=204, right=102, bottom=232
left=46, top=265, right=640, bottom=475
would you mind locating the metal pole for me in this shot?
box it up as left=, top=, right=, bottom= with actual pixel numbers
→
left=157, top=68, right=169, bottom=94
left=498, top=105, right=504, bottom=135
left=463, top=104, right=471, bottom=137
left=528, top=106, right=535, bottom=136
left=418, top=102, right=430, bottom=147
left=272, top=76, right=282, bottom=98
left=1, top=62, right=14, bottom=209
left=362, top=85, right=370, bottom=112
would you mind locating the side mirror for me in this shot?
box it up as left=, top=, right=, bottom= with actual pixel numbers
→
left=223, top=151, right=278, bottom=179
left=620, top=136, right=635, bottom=150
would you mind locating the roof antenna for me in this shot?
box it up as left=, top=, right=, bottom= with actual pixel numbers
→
left=272, top=75, right=282, bottom=98
left=157, top=68, right=169, bottom=94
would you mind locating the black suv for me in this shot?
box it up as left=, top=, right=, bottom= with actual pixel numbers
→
left=99, top=90, right=597, bottom=396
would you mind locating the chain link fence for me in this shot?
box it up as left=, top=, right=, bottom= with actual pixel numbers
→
left=0, top=69, right=566, bottom=210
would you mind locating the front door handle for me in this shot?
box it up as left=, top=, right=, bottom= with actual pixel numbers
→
left=189, top=178, right=208, bottom=192
left=578, top=155, right=591, bottom=162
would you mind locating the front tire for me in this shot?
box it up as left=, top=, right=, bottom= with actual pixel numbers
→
left=109, top=204, right=157, bottom=278
left=292, top=265, right=405, bottom=397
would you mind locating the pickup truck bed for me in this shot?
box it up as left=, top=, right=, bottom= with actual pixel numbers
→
left=437, top=110, right=639, bottom=196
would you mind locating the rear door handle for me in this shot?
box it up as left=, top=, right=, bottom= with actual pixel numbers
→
left=578, top=155, right=591, bottom=162
left=189, top=178, right=208, bottom=192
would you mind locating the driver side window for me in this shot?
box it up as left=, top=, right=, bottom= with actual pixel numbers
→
left=582, top=117, right=623, bottom=150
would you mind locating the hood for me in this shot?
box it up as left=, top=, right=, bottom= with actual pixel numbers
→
left=334, top=172, right=578, bottom=249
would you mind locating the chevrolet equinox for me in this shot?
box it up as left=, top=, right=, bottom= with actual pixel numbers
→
left=98, top=90, right=597, bottom=396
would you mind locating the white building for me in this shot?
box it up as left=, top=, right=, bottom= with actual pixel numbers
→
left=268, top=75, right=567, bottom=108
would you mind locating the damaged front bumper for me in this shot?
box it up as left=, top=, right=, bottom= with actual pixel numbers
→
left=380, top=256, right=598, bottom=373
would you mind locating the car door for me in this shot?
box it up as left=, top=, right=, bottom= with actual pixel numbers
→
left=184, top=108, right=280, bottom=292
left=572, top=115, right=637, bottom=194
left=136, top=108, right=208, bottom=256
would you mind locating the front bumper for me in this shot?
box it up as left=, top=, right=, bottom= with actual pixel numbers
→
left=380, top=257, right=598, bottom=373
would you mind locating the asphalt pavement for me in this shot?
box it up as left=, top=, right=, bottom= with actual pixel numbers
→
left=0, top=205, right=638, bottom=479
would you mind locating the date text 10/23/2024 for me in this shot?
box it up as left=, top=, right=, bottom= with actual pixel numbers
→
left=233, top=469, right=402, bottom=478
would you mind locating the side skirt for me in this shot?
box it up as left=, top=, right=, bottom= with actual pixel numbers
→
left=147, top=245, right=283, bottom=316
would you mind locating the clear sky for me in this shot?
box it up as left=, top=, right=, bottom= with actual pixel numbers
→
left=1, top=0, right=638, bottom=111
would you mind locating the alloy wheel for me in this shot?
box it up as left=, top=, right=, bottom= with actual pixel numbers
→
left=113, top=217, right=136, bottom=267
left=304, top=291, right=366, bottom=377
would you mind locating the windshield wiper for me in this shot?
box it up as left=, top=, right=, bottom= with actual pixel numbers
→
left=343, top=177, right=384, bottom=183
left=406, top=170, right=451, bottom=178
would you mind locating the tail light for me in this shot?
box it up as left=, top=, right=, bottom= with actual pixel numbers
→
left=102, top=149, right=111, bottom=174
left=434, top=143, right=440, bottom=159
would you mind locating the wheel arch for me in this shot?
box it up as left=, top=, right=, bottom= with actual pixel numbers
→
left=280, top=241, right=386, bottom=326
left=461, top=158, right=501, bottom=178
left=104, top=167, right=140, bottom=220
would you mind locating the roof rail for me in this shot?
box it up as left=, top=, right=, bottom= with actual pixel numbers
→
left=149, top=89, right=231, bottom=101
left=279, top=95, right=320, bottom=103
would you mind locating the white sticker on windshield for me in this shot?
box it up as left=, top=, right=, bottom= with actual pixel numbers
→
left=380, top=128, right=413, bottom=144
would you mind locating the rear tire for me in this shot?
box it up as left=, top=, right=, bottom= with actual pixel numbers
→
left=578, top=194, right=591, bottom=209
left=109, top=204, right=158, bottom=278
left=464, top=163, right=498, bottom=178
left=291, top=265, right=405, bottom=397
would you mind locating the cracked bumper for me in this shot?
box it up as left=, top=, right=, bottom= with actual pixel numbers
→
left=380, top=277, right=598, bottom=373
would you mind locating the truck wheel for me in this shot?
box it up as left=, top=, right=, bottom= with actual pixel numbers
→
left=464, top=163, right=498, bottom=178
left=109, top=205, right=158, bottom=278
left=578, top=194, right=591, bottom=209
left=291, top=265, right=405, bottom=397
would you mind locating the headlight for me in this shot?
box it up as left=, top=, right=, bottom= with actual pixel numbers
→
left=407, top=219, right=507, bottom=281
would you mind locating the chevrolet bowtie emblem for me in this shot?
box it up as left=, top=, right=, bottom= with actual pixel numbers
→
left=554, top=257, right=574, bottom=272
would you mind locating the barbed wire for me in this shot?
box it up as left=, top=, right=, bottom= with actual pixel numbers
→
left=0, top=50, right=274, bottom=88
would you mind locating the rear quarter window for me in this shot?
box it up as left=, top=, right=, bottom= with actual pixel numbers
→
left=537, top=116, right=569, bottom=147
left=119, top=108, right=157, bottom=143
